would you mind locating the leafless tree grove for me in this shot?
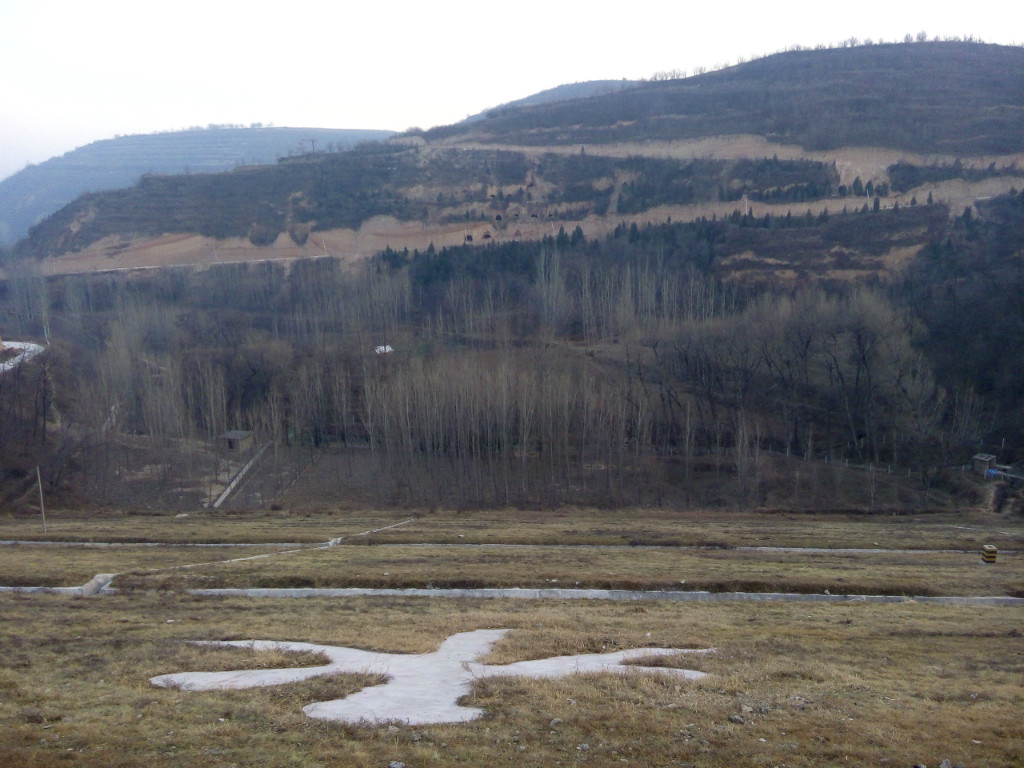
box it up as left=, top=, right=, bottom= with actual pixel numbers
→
left=0, top=245, right=982, bottom=509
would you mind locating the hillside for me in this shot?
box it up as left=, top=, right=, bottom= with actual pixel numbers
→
left=10, top=41, right=1023, bottom=276
left=0, top=126, right=395, bottom=246
left=428, top=41, right=1024, bottom=154
left=461, top=79, right=641, bottom=123
left=2, top=41, right=1023, bottom=513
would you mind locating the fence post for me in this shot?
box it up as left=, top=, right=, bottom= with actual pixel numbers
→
left=37, top=466, right=47, bottom=533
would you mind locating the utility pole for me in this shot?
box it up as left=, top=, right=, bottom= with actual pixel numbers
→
left=36, top=466, right=47, bottom=533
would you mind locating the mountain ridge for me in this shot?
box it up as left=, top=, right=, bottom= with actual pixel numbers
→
left=0, top=127, right=395, bottom=246
left=427, top=41, right=1024, bottom=155
left=8, top=41, right=1024, bottom=277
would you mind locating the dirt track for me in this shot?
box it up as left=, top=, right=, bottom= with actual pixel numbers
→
left=0, top=340, right=44, bottom=374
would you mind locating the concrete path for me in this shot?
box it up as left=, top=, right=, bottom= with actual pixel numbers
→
left=151, top=629, right=712, bottom=725
left=0, top=341, right=44, bottom=374
left=5, top=579, right=1018, bottom=605
left=212, top=442, right=270, bottom=508
left=0, top=573, right=116, bottom=596
left=396, top=542, right=1021, bottom=555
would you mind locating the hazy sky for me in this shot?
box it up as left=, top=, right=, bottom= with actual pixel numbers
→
left=1, top=0, right=1019, bottom=181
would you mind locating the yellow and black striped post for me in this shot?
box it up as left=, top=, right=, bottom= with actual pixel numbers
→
left=981, top=545, right=997, bottom=564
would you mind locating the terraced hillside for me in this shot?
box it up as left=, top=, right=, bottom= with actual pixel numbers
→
left=9, top=42, right=1024, bottom=284
left=0, top=127, right=394, bottom=246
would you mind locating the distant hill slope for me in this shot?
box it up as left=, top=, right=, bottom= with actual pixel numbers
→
left=0, top=127, right=394, bottom=245
left=428, top=41, right=1024, bottom=155
left=461, top=80, right=641, bottom=123
left=11, top=42, right=1024, bottom=268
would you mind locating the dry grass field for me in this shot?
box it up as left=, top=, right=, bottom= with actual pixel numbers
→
left=0, top=511, right=406, bottom=545
left=1, top=506, right=1022, bottom=767
left=0, top=544, right=295, bottom=588
left=5, top=507, right=1021, bottom=549
left=108, top=543, right=1024, bottom=598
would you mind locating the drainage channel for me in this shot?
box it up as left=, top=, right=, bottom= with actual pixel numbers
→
left=187, top=586, right=1024, bottom=607
left=3, top=519, right=1019, bottom=605
left=5, top=582, right=1020, bottom=606
left=4, top=540, right=1015, bottom=555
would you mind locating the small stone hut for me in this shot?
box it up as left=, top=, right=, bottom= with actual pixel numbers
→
left=971, top=453, right=997, bottom=476
left=219, top=430, right=254, bottom=453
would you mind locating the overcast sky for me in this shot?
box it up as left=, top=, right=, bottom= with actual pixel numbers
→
left=1, top=0, right=1019, bottom=181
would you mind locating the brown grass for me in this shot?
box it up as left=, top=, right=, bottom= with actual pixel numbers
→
left=111, top=542, right=1024, bottom=598
left=0, top=544, right=297, bottom=587
left=2, top=507, right=1022, bottom=766
left=6, top=507, right=1022, bottom=596
left=4, top=506, right=1021, bottom=549
left=0, top=509, right=406, bottom=544
left=0, top=594, right=1021, bottom=767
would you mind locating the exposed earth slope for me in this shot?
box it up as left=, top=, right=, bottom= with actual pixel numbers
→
left=9, top=42, right=1024, bottom=283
